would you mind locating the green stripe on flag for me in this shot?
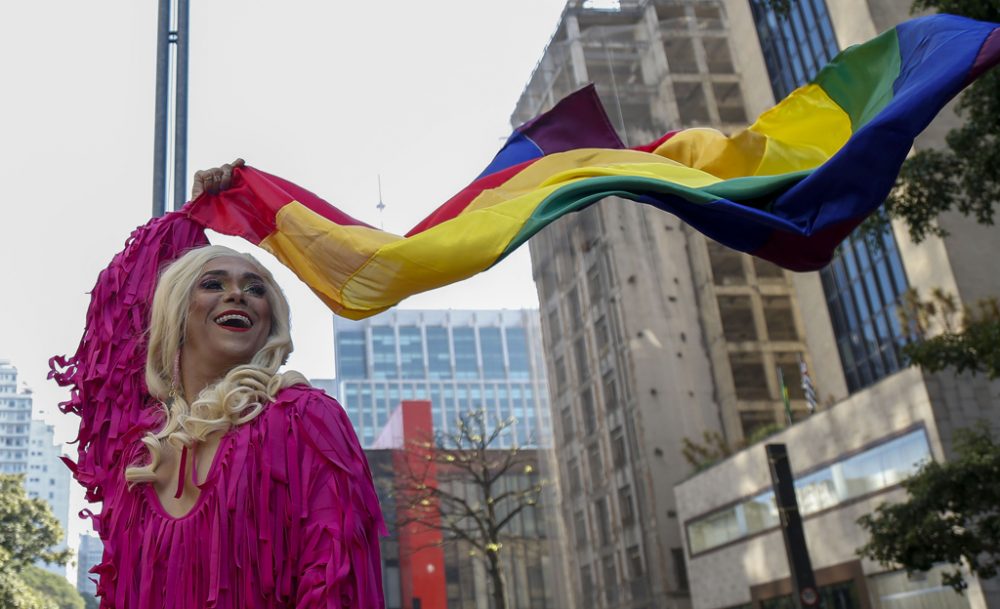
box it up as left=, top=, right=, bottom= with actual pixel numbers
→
left=813, top=28, right=901, bottom=131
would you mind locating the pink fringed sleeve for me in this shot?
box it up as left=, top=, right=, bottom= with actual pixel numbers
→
left=49, top=212, right=208, bottom=504
left=286, top=387, right=387, bottom=609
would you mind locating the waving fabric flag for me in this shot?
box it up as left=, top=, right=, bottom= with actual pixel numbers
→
left=185, top=14, right=999, bottom=320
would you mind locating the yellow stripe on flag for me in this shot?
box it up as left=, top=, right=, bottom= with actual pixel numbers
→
left=749, top=83, right=852, bottom=175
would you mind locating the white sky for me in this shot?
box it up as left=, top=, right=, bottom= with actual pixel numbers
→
left=0, top=0, right=567, bottom=552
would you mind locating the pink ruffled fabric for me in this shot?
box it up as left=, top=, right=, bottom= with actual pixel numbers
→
left=50, top=213, right=386, bottom=608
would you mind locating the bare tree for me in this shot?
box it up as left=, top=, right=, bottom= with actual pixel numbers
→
left=391, top=409, right=543, bottom=609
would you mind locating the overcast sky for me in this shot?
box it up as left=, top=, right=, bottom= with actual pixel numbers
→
left=0, top=0, right=569, bottom=550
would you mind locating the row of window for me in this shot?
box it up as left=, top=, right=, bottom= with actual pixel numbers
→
left=337, top=326, right=533, bottom=381
left=687, top=429, right=930, bottom=555
left=342, top=381, right=549, bottom=449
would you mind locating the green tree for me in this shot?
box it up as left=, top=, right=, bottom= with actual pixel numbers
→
left=21, top=566, right=84, bottom=609
left=897, top=288, right=1000, bottom=378
left=0, top=474, right=72, bottom=609
left=857, top=425, right=1000, bottom=592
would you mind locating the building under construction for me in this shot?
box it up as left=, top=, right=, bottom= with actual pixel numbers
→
left=513, top=1, right=815, bottom=608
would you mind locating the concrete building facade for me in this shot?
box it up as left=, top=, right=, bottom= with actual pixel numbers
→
left=26, top=419, right=72, bottom=579
left=77, top=533, right=104, bottom=598
left=0, top=359, right=32, bottom=475
left=512, top=1, right=817, bottom=607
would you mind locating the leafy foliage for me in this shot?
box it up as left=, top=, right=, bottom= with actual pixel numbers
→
left=0, top=474, right=73, bottom=609
left=897, top=288, right=1000, bottom=378
left=21, top=566, right=85, bottom=609
left=391, top=410, right=543, bottom=609
left=0, top=475, right=71, bottom=568
left=681, top=431, right=733, bottom=471
left=682, top=424, right=787, bottom=472
left=857, top=425, right=1000, bottom=592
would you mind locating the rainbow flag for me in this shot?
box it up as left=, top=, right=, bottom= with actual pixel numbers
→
left=185, top=14, right=999, bottom=320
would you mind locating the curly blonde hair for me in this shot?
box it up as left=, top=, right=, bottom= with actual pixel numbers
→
left=125, top=245, right=308, bottom=483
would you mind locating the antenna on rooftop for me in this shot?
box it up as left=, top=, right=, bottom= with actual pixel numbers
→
left=376, top=174, right=386, bottom=229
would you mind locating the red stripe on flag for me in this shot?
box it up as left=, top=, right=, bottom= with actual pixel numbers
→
left=405, top=159, right=537, bottom=237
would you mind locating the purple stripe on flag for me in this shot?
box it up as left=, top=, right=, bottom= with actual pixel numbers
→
left=520, top=84, right=625, bottom=154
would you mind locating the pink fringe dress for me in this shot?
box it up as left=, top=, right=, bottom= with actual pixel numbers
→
left=50, top=212, right=386, bottom=608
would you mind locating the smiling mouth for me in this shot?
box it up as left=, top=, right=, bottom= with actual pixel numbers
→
left=214, top=312, right=253, bottom=332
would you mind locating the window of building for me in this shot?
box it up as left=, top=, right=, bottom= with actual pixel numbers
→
left=587, top=261, right=604, bottom=304
left=554, top=356, right=567, bottom=391
left=718, top=295, right=758, bottom=342
left=602, top=370, right=618, bottom=412
left=594, top=315, right=610, bottom=355
left=754, top=257, right=785, bottom=280
left=693, top=4, right=723, bottom=29
left=603, top=555, right=619, bottom=605
left=821, top=232, right=910, bottom=392
left=673, top=81, right=711, bottom=124
left=574, top=510, right=588, bottom=547
left=618, top=485, right=636, bottom=526
left=587, top=443, right=603, bottom=482
left=453, top=327, right=479, bottom=379
left=708, top=240, right=746, bottom=285
left=569, top=457, right=582, bottom=496
left=568, top=287, right=583, bottom=330
left=611, top=426, right=627, bottom=469
left=581, top=387, right=597, bottom=436
left=479, top=327, right=505, bottom=380
left=505, top=327, right=531, bottom=380
left=581, top=565, right=596, bottom=606
left=561, top=406, right=575, bottom=444
left=687, top=429, right=931, bottom=554
left=763, top=295, right=798, bottom=341
left=371, top=327, right=398, bottom=380
left=713, top=81, right=747, bottom=124
left=729, top=351, right=770, bottom=400
left=750, top=0, right=839, bottom=101
left=398, top=326, right=424, bottom=380
left=335, top=330, right=367, bottom=379
left=664, top=36, right=699, bottom=73
left=703, top=37, right=734, bottom=73
left=574, top=336, right=590, bottom=381
left=595, top=497, right=612, bottom=545
left=548, top=307, right=562, bottom=345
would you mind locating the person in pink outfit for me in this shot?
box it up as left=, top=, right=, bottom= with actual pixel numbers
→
left=52, top=160, right=386, bottom=608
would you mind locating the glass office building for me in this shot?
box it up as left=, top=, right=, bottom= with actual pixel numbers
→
left=333, top=309, right=552, bottom=449
left=750, top=0, right=912, bottom=393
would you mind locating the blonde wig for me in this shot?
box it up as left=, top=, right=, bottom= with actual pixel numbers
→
left=125, top=245, right=308, bottom=483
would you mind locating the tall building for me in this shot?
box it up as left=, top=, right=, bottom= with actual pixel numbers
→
left=26, top=419, right=72, bottom=579
left=512, top=2, right=815, bottom=608
left=77, top=533, right=104, bottom=598
left=333, top=309, right=552, bottom=449
left=671, top=1, right=1000, bottom=609
left=0, top=359, right=32, bottom=475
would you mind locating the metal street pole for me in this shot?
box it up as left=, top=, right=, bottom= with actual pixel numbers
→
left=766, top=443, right=820, bottom=609
left=152, top=0, right=191, bottom=217
left=172, top=0, right=190, bottom=212
left=152, top=0, right=171, bottom=217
